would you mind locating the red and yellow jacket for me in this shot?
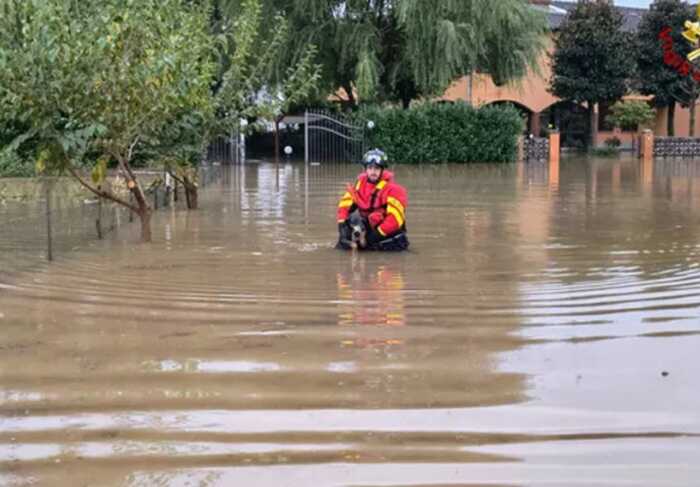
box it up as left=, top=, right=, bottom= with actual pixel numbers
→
left=337, top=170, right=408, bottom=237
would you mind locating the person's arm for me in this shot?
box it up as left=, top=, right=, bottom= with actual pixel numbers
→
left=377, top=184, right=407, bottom=237
left=337, top=187, right=354, bottom=223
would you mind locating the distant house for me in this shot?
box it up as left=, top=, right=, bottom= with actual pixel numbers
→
left=441, top=0, right=690, bottom=148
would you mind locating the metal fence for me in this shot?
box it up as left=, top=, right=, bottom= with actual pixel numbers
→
left=0, top=165, right=222, bottom=271
left=304, top=109, right=366, bottom=163
left=653, top=137, right=700, bottom=158
left=523, top=136, right=549, bottom=162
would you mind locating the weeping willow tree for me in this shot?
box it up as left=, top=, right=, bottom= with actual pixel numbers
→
left=220, top=0, right=547, bottom=108
left=215, top=0, right=321, bottom=162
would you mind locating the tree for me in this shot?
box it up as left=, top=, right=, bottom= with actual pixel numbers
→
left=0, top=0, right=216, bottom=242
left=215, top=0, right=321, bottom=162
left=607, top=100, right=657, bottom=130
left=224, top=0, right=547, bottom=109
left=146, top=109, right=214, bottom=211
left=549, top=0, right=635, bottom=148
left=636, top=0, right=695, bottom=136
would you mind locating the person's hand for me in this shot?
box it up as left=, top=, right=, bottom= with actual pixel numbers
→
left=368, top=210, right=384, bottom=228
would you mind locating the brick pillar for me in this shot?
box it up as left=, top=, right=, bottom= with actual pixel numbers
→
left=548, top=130, right=560, bottom=165
left=640, top=130, right=654, bottom=187
left=548, top=130, right=560, bottom=191
left=639, top=129, right=654, bottom=162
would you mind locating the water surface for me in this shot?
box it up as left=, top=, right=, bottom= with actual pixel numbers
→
left=1, top=157, right=699, bottom=486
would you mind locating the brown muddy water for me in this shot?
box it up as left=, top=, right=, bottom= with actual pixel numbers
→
left=1, top=157, right=699, bottom=486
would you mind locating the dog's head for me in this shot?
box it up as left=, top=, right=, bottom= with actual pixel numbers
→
left=348, top=211, right=367, bottom=249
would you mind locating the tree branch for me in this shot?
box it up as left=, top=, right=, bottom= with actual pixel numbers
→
left=65, top=165, right=139, bottom=212
left=127, top=135, right=140, bottom=163
left=166, top=169, right=186, bottom=186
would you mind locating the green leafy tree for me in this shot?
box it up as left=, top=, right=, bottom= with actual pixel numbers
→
left=223, top=0, right=547, bottom=109
left=0, top=0, right=216, bottom=241
left=636, top=0, right=695, bottom=136
left=607, top=100, right=657, bottom=131
left=549, top=0, right=635, bottom=148
left=215, top=0, right=320, bottom=162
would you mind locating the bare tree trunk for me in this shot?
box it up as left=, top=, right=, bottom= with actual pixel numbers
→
left=690, top=97, right=697, bottom=137
left=342, top=82, right=356, bottom=108
left=120, top=158, right=153, bottom=242
left=138, top=206, right=152, bottom=242
left=668, top=101, right=676, bottom=136
left=130, top=187, right=152, bottom=242
left=183, top=177, right=198, bottom=210
left=167, top=169, right=198, bottom=211
left=588, top=101, right=598, bottom=149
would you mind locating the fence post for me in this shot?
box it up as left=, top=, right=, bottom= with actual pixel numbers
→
left=96, top=195, right=103, bottom=239
left=45, top=181, right=53, bottom=262
left=640, top=129, right=654, bottom=162
left=548, top=130, right=560, bottom=166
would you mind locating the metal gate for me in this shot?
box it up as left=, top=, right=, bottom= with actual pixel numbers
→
left=304, top=109, right=366, bottom=163
left=206, top=128, right=245, bottom=164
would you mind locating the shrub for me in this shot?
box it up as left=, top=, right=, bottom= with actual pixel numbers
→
left=607, top=100, right=656, bottom=131
left=604, top=136, right=621, bottom=148
left=356, top=101, right=524, bottom=163
left=0, top=149, right=34, bottom=178
left=590, top=146, right=619, bottom=157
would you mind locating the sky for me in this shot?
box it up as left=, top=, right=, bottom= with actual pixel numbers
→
left=615, top=0, right=651, bottom=7
left=614, top=0, right=653, bottom=6
left=560, top=0, right=653, bottom=8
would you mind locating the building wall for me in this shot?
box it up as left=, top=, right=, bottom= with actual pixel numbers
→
left=654, top=104, right=700, bottom=137
left=440, top=41, right=558, bottom=116
left=440, top=37, right=664, bottom=147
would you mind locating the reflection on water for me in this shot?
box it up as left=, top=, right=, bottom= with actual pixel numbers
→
left=1, top=156, right=700, bottom=486
left=336, top=260, right=406, bottom=340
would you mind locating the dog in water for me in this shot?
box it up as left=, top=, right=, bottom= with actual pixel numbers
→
left=347, top=210, right=367, bottom=250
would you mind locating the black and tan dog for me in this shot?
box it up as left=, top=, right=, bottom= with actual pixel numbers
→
left=337, top=210, right=409, bottom=251
left=338, top=210, right=368, bottom=250
left=348, top=210, right=368, bottom=249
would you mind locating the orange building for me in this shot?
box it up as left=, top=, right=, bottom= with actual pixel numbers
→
left=440, top=1, right=700, bottom=148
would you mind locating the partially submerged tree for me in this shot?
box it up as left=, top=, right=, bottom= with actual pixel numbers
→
left=146, top=109, right=214, bottom=211
left=549, top=0, right=635, bottom=148
left=0, top=0, right=216, bottom=241
left=636, top=0, right=695, bottom=136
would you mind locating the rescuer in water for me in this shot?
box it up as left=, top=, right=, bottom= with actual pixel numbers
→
left=336, top=149, right=409, bottom=251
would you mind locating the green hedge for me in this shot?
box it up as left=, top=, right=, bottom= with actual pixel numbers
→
left=0, top=149, right=33, bottom=177
left=357, top=102, right=524, bottom=163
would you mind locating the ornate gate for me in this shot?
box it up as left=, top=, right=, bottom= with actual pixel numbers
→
left=304, top=109, right=366, bottom=163
left=206, top=128, right=245, bottom=164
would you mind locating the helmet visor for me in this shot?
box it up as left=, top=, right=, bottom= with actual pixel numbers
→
left=364, top=154, right=383, bottom=166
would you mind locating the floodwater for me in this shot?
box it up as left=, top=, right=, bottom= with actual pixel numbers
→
left=1, top=157, right=699, bottom=486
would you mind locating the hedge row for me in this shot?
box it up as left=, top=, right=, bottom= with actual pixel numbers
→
left=357, top=102, right=524, bottom=164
